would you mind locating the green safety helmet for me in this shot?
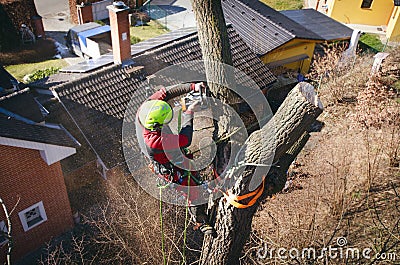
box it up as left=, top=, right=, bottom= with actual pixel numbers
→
left=138, top=100, right=173, bottom=130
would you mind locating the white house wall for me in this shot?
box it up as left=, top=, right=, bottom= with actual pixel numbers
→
left=0, top=137, right=76, bottom=165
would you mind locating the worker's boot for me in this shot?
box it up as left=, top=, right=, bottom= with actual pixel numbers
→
left=198, top=222, right=215, bottom=236
left=190, top=205, right=216, bottom=236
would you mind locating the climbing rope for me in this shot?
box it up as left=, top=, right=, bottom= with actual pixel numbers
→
left=181, top=171, right=190, bottom=265
left=157, top=180, right=170, bottom=265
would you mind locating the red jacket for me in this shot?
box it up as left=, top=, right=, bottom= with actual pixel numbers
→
left=142, top=84, right=195, bottom=165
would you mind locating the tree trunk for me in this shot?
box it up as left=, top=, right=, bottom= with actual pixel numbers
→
left=201, top=83, right=323, bottom=265
left=190, top=0, right=237, bottom=104
left=191, top=0, right=242, bottom=173
left=189, top=0, right=324, bottom=264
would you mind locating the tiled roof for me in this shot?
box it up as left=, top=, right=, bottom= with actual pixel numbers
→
left=52, top=64, right=148, bottom=168
left=133, top=25, right=276, bottom=89
left=54, top=64, right=147, bottom=120
left=0, top=88, right=45, bottom=122
left=0, top=65, right=19, bottom=92
left=221, top=0, right=323, bottom=55
left=0, top=115, right=80, bottom=148
left=281, top=9, right=353, bottom=41
left=50, top=25, right=276, bottom=169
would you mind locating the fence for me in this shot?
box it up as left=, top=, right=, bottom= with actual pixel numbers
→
left=92, top=0, right=113, bottom=21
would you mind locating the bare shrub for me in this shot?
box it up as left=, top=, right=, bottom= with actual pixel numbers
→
left=81, top=169, right=191, bottom=264
left=307, top=44, right=372, bottom=105
left=38, top=167, right=200, bottom=264
left=39, top=235, right=95, bottom=265
left=353, top=76, right=399, bottom=129
left=351, top=49, right=400, bottom=169
left=239, top=47, right=400, bottom=265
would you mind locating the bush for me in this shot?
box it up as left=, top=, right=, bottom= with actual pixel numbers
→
left=25, top=67, right=60, bottom=82
left=131, top=11, right=150, bottom=23
left=307, top=43, right=372, bottom=104
left=130, top=35, right=142, bottom=44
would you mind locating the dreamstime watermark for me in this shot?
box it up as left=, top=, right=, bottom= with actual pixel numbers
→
left=121, top=60, right=278, bottom=205
left=257, top=237, right=397, bottom=262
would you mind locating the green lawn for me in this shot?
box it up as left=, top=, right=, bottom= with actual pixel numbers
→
left=359, top=33, right=385, bottom=52
left=130, top=20, right=169, bottom=44
left=260, top=0, right=303, bottom=10
left=5, top=59, right=68, bottom=82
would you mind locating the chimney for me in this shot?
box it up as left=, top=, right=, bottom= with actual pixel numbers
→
left=107, top=2, right=131, bottom=65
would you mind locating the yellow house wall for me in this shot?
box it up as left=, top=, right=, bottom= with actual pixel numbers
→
left=386, top=6, right=400, bottom=41
left=261, top=39, right=316, bottom=74
left=327, top=0, right=393, bottom=26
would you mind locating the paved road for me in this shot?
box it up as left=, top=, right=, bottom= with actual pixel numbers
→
left=34, top=0, right=84, bottom=63
left=34, top=0, right=69, bottom=17
left=34, top=0, right=73, bottom=38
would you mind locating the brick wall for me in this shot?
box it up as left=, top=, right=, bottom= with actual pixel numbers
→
left=0, top=145, right=73, bottom=263
left=69, top=0, right=145, bottom=24
left=109, top=6, right=131, bottom=64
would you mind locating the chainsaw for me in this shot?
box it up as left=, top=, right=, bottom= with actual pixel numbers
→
left=180, top=82, right=208, bottom=111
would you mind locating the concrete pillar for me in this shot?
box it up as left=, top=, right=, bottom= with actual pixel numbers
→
left=76, top=3, right=94, bottom=25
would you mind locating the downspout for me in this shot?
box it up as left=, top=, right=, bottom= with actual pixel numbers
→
left=52, top=89, right=109, bottom=179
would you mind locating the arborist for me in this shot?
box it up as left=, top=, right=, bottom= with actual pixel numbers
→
left=137, top=82, right=215, bottom=235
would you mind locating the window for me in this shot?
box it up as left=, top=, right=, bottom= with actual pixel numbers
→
left=18, top=201, right=47, bottom=231
left=0, top=221, right=8, bottom=245
left=361, top=0, right=373, bottom=8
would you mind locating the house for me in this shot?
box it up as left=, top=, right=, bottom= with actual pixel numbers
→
left=221, top=0, right=353, bottom=74
left=325, top=0, right=400, bottom=42
left=0, top=84, right=80, bottom=262
left=30, top=2, right=277, bottom=180
left=70, top=0, right=146, bottom=25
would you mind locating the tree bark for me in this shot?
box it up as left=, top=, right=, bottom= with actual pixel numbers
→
left=190, top=0, right=237, bottom=104
left=201, top=83, right=323, bottom=265
left=190, top=0, right=242, bottom=173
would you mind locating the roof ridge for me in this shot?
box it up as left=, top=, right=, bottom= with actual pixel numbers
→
left=142, top=30, right=199, bottom=56
left=129, top=27, right=198, bottom=57
left=52, top=63, right=145, bottom=93
left=0, top=87, right=30, bottom=102
left=144, top=25, right=238, bottom=55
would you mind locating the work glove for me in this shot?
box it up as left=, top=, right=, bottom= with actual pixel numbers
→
left=194, top=82, right=205, bottom=93
left=187, top=100, right=201, bottom=113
